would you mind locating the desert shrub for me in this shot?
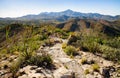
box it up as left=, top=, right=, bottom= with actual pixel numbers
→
left=117, top=69, right=120, bottom=74
left=97, top=38, right=107, bottom=45
left=27, top=39, right=40, bottom=51
left=10, top=53, right=53, bottom=75
left=55, top=28, right=69, bottom=39
left=61, top=35, right=69, bottom=39
left=0, top=49, right=7, bottom=55
left=100, top=45, right=120, bottom=62
left=16, top=34, right=40, bottom=54
left=82, top=41, right=100, bottom=53
left=78, top=36, right=101, bottom=53
left=64, top=65, right=68, bottom=69
left=32, top=34, right=41, bottom=41
left=55, top=28, right=62, bottom=33
left=79, top=36, right=120, bottom=62
left=44, top=39, right=55, bottom=46
left=28, top=54, right=52, bottom=68
left=67, top=34, right=77, bottom=45
left=62, top=43, right=67, bottom=49
left=20, top=48, right=33, bottom=60
left=64, top=46, right=77, bottom=56
left=106, top=37, right=120, bottom=49
left=10, top=57, right=24, bottom=75
left=81, top=57, right=87, bottom=64
left=67, top=32, right=120, bottom=63
left=39, top=34, right=48, bottom=40
left=84, top=69, right=90, bottom=75
left=92, top=64, right=100, bottom=72
left=79, top=35, right=120, bottom=62
left=15, top=54, right=52, bottom=68
left=9, top=25, right=55, bottom=74
left=61, top=31, right=69, bottom=39
left=8, top=44, right=19, bottom=54
left=30, top=41, right=40, bottom=51
left=74, top=34, right=101, bottom=53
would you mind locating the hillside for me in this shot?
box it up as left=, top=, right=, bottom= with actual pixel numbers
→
left=56, top=19, right=120, bottom=36
left=0, top=21, right=120, bottom=78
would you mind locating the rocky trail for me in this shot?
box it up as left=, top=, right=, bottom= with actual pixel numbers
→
left=18, top=38, right=85, bottom=78
left=40, top=38, right=85, bottom=78
left=17, top=37, right=119, bottom=78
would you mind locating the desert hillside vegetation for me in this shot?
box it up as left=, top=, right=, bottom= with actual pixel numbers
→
left=0, top=19, right=120, bottom=78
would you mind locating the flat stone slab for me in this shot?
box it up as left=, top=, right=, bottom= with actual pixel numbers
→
left=57, top=58, right=72, bottom=63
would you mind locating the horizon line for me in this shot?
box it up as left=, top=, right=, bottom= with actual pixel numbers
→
left=0, top=9, right=119, bottom=18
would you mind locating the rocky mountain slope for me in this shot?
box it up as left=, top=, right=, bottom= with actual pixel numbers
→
left=0, top=37, right=120, bottom=78
left=0, top=21, right=120, bottom=78
left=56, top=19, right=120, bottom=36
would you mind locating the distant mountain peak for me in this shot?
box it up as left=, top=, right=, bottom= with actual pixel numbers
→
left=63, top=9, right=74, bottom=13
left=1, top=9, right=120, bottom=21
left=65, top=9, right=73, bottom=11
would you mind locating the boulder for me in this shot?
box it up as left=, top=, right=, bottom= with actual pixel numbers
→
left=61, top=72, right=75, bottom=78
left=102, top=67, right=110, bottom=78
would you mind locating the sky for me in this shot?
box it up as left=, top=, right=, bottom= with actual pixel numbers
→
left=0, top=0, right=120, bottom=18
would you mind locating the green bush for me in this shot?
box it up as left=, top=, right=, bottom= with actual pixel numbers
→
left=10, top=57, right=24, bottom=75
left=0, top=49, right=7, bottom=57
left=78, top=36, right=101, bottom=53
left=55, top=28, right=63, bottom=33
left=28, top=54, right=52, bottom=68
left=55, top=28, right=69, bottom=39
left=32, top=34, right=41, bottom=41
left=28, top=40, right=40, bottom=51
left=43, top=38, right=55, bottom=46
left=81, top=57, right=87, bottom=64
left=82, top=41, right=100, bottom=53
left=100, top=45, right=120, bottom=62
left=62, top=43, right=67, bottom=49
left=61, top=31, right=69, bottom=39
left=84, top=69, right=90, bottom=75
left=19, top=40, right=52, bottom=67
left=92, top=64, right=100, bottom=72
left=67, top=34, right=77, bottom=45
left=106, top=37, right=120, bottom=49
left=39, top=34, right=48, bottom=40
left=64, top=46, right=77, bottom=56
left=20, top=48, right=33, bottom=60
left=10, top=53, right=53, bottom=75
left=67, top=32, right=120, bottom=63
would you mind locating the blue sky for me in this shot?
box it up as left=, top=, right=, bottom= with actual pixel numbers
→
left=0, top=0, right=120, bottom=17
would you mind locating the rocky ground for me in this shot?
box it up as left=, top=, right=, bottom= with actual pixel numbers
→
left=0, top=37, right=120, bottom=78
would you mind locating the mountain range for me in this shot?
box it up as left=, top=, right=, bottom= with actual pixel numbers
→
left=56, top=18, right=120, bottom=36
left=1, top=9, right=120, bottom=21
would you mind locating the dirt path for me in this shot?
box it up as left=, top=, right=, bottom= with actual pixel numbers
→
left=40, top=38, right=85, bottom=78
